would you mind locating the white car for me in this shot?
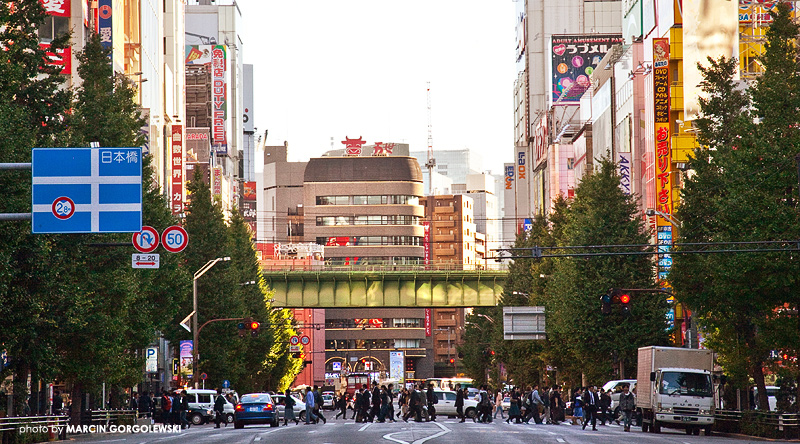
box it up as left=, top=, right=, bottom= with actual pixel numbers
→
left=183, top=388, right=235, bottom=424
left=754, top=386, right=779, bottom=411
left=270, top=394, right=307, bottom=421
left=431, top=389, right=480, bottom=419
left=601, top=379, right=637, bottom=416
left=322, top=394, right=335, bottom=410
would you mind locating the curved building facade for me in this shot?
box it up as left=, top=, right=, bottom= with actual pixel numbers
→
left=303, top=156, right=425, bottom=265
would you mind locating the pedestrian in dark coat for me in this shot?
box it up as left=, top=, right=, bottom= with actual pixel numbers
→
left=426, top=383, right=437, bottom=422
left=214, top=389, right=227, bottom=428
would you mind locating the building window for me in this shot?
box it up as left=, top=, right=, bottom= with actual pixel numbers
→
left=38, top=15, right=69, bottom=43
left=316, top=215, right=420, bottom=226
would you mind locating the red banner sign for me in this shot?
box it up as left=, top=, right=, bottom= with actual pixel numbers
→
left=425, top=309, right=431, bottom=337
left=39, top=43, right=71, bottom=75
left=41, top=0, right=70, bottom=16
left=171, top=125, right=183, bottom=215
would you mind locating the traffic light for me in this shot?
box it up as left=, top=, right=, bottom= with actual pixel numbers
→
left=237, top=321, right=246, bottom=337
left=620, top=293, right=631, bottom=316
left=292, top=352, right=301, bottom=359
left=249, top=320, right=260, bottom=337
left=449, top=358, right=455, bottom=365
left=600, top=293, right=613, bottom=315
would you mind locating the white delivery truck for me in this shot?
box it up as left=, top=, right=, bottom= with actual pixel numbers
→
left=637, top=346, right=715, bottom=436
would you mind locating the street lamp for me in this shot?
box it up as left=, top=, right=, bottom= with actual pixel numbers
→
left=645, top=208, right=681, bottom=238
left=192, top=257, right=230, bottom=387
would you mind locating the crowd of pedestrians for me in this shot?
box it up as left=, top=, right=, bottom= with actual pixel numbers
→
left=261, top=380, right=638, bottom=433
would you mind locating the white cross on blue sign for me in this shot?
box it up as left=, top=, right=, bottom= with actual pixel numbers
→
left=31, top=148, right=143, bottom=234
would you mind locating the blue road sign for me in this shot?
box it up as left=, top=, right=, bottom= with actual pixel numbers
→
left=32, top=148, right=142, bottom=233
left=222, top=380, right=230, bottom=389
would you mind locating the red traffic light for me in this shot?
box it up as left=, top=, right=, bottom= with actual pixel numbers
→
left=250, top=321, right=260, bottom=330
left=449, top=358, right=455, bottom=364
left=782, top=353, right=790, bottom=360
left=620, top=294, right=631, bottom=304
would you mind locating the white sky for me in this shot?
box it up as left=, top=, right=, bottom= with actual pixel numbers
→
left=236, top=0, right=518, bottom=174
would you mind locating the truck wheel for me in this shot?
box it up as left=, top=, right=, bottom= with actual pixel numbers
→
left=703, top=426, right=713, bottom=436
left=652, top=420, right=661, bottom=433
left=191, top=413, right=204, bottom=425
left=465, top=408, right=476, bottom=419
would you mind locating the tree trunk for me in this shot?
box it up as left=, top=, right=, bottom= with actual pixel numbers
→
left=751, top=358, right=769, bottom=411
left=12, top=361, right=29, bottom=416
left=70, top=383, right=83, bottom=426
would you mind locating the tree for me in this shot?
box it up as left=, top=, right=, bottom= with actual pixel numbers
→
left=671, top=3, right=800, bottom=410
left=52, top=33, right=186, bottom=420
left=0, top=0, right=73, bottom=414
left=545, top=159, right=670, bottom=383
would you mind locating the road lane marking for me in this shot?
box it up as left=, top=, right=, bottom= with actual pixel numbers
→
left=556, top=439, right=565, bottom=443
left=359, top=423, right=372, bottom=431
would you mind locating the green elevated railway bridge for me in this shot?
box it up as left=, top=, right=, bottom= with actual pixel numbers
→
left=261, top=264, right=507, bottom=308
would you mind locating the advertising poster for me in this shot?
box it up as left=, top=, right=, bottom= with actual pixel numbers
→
left=390, top=351, right=405, bottom=384
left=185, top=45, right=229, bottom=154
left=551, top=34, right=623, bottom=104
left=179, top=340, right=193, bottom=379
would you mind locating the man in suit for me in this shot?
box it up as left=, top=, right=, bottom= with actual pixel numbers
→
left=582, top=385, right=598, bottom=431
left=455, top=384, right=465, bottom=423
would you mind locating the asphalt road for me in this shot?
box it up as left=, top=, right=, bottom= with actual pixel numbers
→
left=64, top=416, right=790, bottom=444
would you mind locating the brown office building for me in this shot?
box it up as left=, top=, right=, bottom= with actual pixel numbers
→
left=303, top=156, right=426, bottom=264
left=299, top=155, right=433, bottom=388
left=420, top=195, right=476, bottom=376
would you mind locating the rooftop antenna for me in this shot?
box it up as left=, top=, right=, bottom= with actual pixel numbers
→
left=425, top=81, right=436, bottom=195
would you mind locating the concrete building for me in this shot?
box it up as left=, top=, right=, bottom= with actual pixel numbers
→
left=261, top=143, right=307, bottom=244
left=419, top=194, right=476, bottom=376
left=410, top=148, right=484, bottom=196
left=512, top=0, right=623, bottom=218
left=303, top=156, right=426, bottom=265
left=324, top=309, right=433, bottom=389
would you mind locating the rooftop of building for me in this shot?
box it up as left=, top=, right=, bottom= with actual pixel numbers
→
left=304, top=156, right=423, bottom=183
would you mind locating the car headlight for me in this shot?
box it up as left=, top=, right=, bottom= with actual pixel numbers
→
left=207, top=409, right=214, bottom=415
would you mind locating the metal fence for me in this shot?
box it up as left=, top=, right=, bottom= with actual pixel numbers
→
left=714, top=409, right=799, bottom=440
left=0, top=414, right=69, bottom=443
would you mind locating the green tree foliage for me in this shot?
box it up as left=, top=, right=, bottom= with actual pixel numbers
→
left=179, top=172, right=301, bottom=392
left=69, top=33, right=146, bottom=147
left=671, top=2, right=800, bottom=410
left=545, top=160, right=670, bottom=383
left=0, top=0, right=73, bottom=414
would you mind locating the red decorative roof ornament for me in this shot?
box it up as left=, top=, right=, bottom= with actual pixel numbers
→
left=341, top=136, right=366, bottom=156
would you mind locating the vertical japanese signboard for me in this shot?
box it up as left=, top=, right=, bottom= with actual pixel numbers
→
left=653, top=38, right=673, bottom=285
left=551, top=34, right=624, bottom=104
left=424, top=309, right=432, bottom=337
left=211, top=46, right=227, bottom=154
left=421, top=221, right=431, bottom=267
left=212, top=166, right=222, bottom=197
left=241, top=181, right=257, bottom=236
left=97, top=0, right=113, bottom=51
left=185, top=45, right=228, bottom=154
left=171, top=125, right=183, bottom=215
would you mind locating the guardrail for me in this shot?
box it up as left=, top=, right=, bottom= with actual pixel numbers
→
left=0, top=410, right=141, bottom=443
left=0, top=414, right=69, bottom=443
left=714, top=409, right=799, bottom=439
